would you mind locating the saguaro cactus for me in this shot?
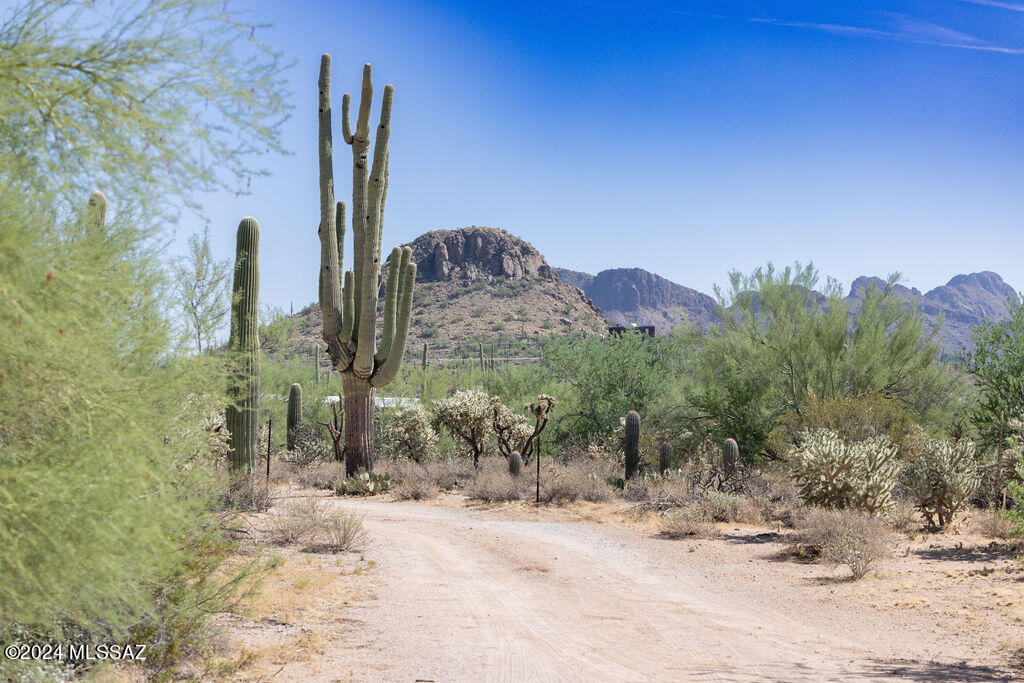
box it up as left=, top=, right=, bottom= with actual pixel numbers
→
left=722, top=438, right=739, bottom=478
left=624, top=410, right=641, bottom=480
left=509, top=451, right=523, bottom=477
left=226, top=217, right=261, bottom=472
left=287, top=383, right=303, bottom=450
left=659, top=443, right=674, bottom=475
left=317, top=56, right=416, bottom=475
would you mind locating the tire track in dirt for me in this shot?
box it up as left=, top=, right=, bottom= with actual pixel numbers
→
left=321, top=499, right=911, bottom=681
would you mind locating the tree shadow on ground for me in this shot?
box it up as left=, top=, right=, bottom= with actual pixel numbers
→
left=864, top=657, right=1019, bottom=682
left=914, top=541, right=1023, bottom=563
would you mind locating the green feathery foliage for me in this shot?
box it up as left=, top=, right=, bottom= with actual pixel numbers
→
left=0, top=189, right=226, bottom=641
left=0, top=0, right=291, bottom=220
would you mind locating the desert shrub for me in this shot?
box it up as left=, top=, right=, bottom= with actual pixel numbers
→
left=698, top=492, right=765, bottom=524
left=281, top=421, right=328, bottom=468
left=465, top=459, right=525, bottom=502
left=975, top=507, right=1014, bottom=539
left=660, top=506, right=719, bottom=539
left=393, top=478, right=439, bottom=501
left=491, top=396, right=535, bottom=455
left=218, top=472, right=272, bottom=512
left=774, top=392, right=919, bottom=454
left=906, top=437, right=979, bottom=529
left=433, top=389, right=493, bottom=466
left=385, top=405, right=437, bottom=461
left=793, top=508, right=890, bottom=579
left=335, top=471, right=394, bottom=496
left=295, top=460, right=347, bottom=490
left=540, top=462, right=614, bottom=503
left=788, top=429, right=899, bottom=515
left=269, top=498, right=368, bottom=552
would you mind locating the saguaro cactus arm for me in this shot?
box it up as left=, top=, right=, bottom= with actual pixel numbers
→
left=371, top=259, right=417, bottom=387
left=317, top=54, right=350, bottom=369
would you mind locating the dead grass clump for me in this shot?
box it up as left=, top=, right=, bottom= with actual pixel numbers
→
left=975, top=507, right=1015, bottom=540
left=792, top=507, right=891, bottom=580
left=295, top=461, right=347, bottom=490
left=219, top=473, right=272, bottom=512
left=387, top=456, right=471, bottom=492
left=540, top=463, right=614, bottom=504
left=465, top=459, right=524, bottom=503
left=269, top=497, right=368, bottom=552
left=393, top=478, right=439, bottom=501
left=697, top=492, right=765, bottom=524
left=659, top=505, right=719, bottom=539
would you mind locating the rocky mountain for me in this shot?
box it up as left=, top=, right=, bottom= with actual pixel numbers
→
left=555, top=267, right=719, bottom=332
left=286, top=228, right=607, bottom=362
left=846, top=272, right=1018, bottom=354
left=561, top=265, right=1018, bottom=355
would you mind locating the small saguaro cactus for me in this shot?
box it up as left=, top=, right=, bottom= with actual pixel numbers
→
left=317, top=56, right=417, bottom=476
left=624, top=410, right=641, bottom=480
left=226, top=217, right=261, bottom=472
left=659, top=443, right=674, bottom=475
left=509, top=451, right=523, bottom=477
left=422, top=341, right=427, bottom=370
left=287, top=382, right=303, bottom=450
left=314, top=345, right=322, bottom=383
left=722, top=438, right=739, bottom=478
left=85, top=190, right=107, bottom=235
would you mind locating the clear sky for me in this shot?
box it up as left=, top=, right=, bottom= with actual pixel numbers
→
left=191, top=0, right=1024, bottom=312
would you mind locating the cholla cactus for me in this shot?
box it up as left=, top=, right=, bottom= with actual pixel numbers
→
left=624, top=410, right=641, bottom=480
left=492, top=396, right=533, bottom=456
left=788, top=429, right=900, bottom=515
left=316, top=56, right=417, bottom=475
left=851, top=436, right=901, bottom=515
left=389, top=404, right=437, bottom=462
left=433, top=389, right=493, bottom=467
left=907, top=438, right=979, bottom=528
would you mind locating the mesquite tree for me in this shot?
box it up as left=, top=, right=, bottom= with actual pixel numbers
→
left=317, top=56, right=416, bottom=475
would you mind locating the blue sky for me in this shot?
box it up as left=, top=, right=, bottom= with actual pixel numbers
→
left=191, top=0, right=1024, bottom=312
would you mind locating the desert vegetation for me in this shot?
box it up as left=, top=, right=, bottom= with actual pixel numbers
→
left=2, top=0, right=1023, bottom=679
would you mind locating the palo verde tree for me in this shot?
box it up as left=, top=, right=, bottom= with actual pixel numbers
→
left=316, top=55, right=416, bottom=475
left=0, top=0, right=290, bottom=221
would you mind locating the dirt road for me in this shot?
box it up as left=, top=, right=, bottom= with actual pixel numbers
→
left=294, top=498, right=1016, bottom=682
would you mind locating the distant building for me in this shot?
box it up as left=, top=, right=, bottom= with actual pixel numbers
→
left=607, top=324, right=655, bottom=338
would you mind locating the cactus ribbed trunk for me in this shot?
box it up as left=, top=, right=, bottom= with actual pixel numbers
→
left=286, top=383, right=303, bottom=450
left=659, top=443, right=673, bottom=475
left=624, top=410, right=640, bottom=480
left=316, top=56, right=416, bottom=474
left=509, top=451, right=523, bottom=477
left=227, top=217, right=261, bottom=472
left=722, top=438, right=739, bottom=478
left=343, top=373, right=375, bottom=476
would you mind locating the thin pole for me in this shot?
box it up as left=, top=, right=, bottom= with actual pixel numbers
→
left=535, top=434, right=541, bottom=504
left=266, top=416, right=272, bottom=482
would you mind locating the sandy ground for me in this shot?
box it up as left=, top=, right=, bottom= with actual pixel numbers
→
left=213, top=493, right=1024, bottom=682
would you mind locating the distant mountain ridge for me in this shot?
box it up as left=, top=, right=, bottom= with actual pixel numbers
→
left=558, top=267, right=1019, bottom=355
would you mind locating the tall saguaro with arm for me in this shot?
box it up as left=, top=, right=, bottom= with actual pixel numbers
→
left=317, top=55, right=416, bottom=475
